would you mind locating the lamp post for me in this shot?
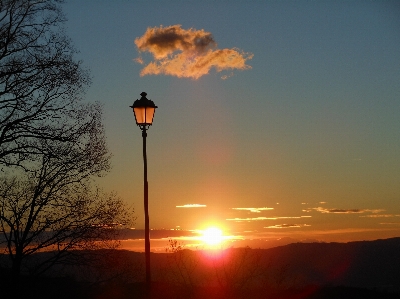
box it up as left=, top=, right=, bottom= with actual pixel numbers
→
left=130, top=92, right=157, bottom=288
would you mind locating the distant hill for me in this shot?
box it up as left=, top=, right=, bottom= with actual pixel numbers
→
left=1, top=237, right=400, bottom=298
left=256, top=237, right=400, bottom=293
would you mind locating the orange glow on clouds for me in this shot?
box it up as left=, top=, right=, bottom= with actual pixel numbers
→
left=134, top=25, right=253, bottom=79
left=176, top=204, right=207, bottom=208
left=265, top=224, right=312, bottom=229
left=227, top=216, right=312, bottom=222
left=232, top=207, right=274, bottom=213
left=303, top=207, right=385, bottom=214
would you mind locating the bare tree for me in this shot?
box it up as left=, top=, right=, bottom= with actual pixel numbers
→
left=0, top=94, right=133, bottom=277
left=0, top=159, right=134, bottom=277
left=0, top=1, right=135, bottom=279
left=0, top=0, right=91, bottom=169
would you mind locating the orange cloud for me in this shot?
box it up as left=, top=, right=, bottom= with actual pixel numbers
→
left=303, top=207, right=385, bottom=214
left=226, top=216, right=311, bottom=222
left=361, top=214, right=400, bottom=218
left=176, top=204, right=206, bottom=208
left=134, top=25, right=253, bottom=79
left=265, top=224, right=311, bottom=229
left=232, top=207, right=274, bottom=213
left=226, top=217, right=276, bottom=222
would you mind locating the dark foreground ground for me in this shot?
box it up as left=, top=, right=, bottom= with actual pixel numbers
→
left=1, top=237, right=400, bottom=299
left=1, top=277, right=399, bottom=299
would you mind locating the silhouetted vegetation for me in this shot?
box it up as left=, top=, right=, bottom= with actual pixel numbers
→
left=0, top=0, right=91, bottom=167
left=0, top=0, right=134, bottom=279
left=1, top=238, right=399, bottom=298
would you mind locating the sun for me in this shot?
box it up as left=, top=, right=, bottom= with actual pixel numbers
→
left=201, top=227, right=223, bottom=246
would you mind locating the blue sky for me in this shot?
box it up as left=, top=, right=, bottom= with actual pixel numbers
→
left=63, top=1, right=400, bottom=243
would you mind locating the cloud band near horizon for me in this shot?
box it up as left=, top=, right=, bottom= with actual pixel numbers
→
left=303, top=207, right=385, bottom=214
left=176, top=204, right=207, bottom=208
left=134, top=25, right=253, bottom=79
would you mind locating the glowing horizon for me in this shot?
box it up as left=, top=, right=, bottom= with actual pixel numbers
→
left=63, top=1, right=400, bottom=246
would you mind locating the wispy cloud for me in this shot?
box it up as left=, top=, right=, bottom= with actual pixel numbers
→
left=303, top=207, right=384, bottom=214
left=226, top=216, right=311, bottom=222
left=226, top=217, right=276, bottom=222
left=274, top=216, right=312, bottom=219
left=232, top=207, right=274, bottom=213
left=265, top=224, right=311, bottom=229
left=134, top=25, right=253, bottom=79
left=309, top=227, right=397, bottom=235
left=176, top=204, right=206, bottom=208
left=360, top=214, right=400, bottom=218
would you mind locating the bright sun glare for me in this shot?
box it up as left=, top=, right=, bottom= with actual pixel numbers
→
left=201, top=227, right=223, bottom=246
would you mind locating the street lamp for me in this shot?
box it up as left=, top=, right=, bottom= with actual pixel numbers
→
left=130, top=92, right=157, bottom=287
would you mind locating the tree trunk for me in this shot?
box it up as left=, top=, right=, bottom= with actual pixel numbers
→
left=11, top=249, right=23, bottom=278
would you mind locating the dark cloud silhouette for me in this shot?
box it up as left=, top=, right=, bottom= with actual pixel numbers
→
left=134, top=25, right=253, bottom=79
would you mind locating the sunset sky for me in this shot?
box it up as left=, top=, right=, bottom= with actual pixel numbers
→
left=63, top=1, right=400, bottom=246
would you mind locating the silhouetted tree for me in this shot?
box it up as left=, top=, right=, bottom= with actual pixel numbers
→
left=0, top=155, right=134, bottom=276
left=0, top=0, right=135, bottom=278
left=0, top=0, right=91, bottom=169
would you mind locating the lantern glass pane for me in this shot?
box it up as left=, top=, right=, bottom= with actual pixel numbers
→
left=145, top=107, right=155, bottom=124
left=134, top=107, right=146, bottom=124
left=134, top=107, right=155, bottom=125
